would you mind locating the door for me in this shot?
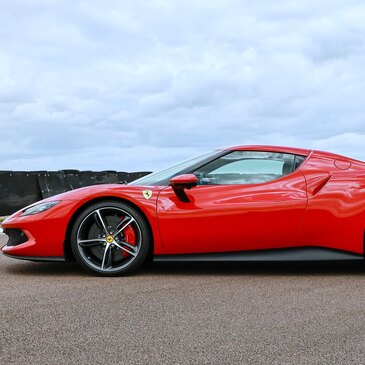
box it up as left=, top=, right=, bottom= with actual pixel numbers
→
left=157, top=151, right=308, bottom=254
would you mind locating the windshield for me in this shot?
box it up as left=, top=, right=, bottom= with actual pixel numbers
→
left=129, top=150, right=223, bottom=186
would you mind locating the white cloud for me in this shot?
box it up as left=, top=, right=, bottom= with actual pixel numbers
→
left=0, top=0, right=365, bottom=171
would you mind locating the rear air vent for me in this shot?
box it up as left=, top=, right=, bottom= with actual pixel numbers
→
left=312, top=175, right=332, bottom=195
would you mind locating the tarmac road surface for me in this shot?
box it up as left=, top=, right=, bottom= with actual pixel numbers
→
left=1, top=234, right=365, bottom=365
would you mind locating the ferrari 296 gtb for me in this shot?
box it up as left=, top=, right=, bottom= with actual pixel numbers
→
left=2, top=145, right=365, bottom=275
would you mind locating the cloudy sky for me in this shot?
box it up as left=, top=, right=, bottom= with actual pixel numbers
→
left=1, top=0, right=365, bottom=172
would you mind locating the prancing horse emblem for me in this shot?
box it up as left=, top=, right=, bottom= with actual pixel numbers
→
left=142, top=190, right=153, bottom=200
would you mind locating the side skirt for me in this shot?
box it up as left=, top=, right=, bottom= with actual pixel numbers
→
left=154, top=247, right=364, bottom=262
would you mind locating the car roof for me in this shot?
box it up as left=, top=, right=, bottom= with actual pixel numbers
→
left=223, top=145, right=365, bottom=165
left=225, top=145, right=311, bottom=156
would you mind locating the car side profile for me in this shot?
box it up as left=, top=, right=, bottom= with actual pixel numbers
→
left=2, top=145, right=365, bottom=276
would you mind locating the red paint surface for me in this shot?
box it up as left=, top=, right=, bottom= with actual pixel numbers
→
left=3, top=145, right=365, bottom=259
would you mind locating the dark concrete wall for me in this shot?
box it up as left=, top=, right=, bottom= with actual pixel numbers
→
left=0, top=170, right=151, bottom=216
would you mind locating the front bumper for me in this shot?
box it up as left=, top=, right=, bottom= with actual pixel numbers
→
left=1, top=200, right=75, bottom=260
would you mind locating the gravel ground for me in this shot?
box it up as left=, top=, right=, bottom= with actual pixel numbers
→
left=1, top=234, right=365, bottom=365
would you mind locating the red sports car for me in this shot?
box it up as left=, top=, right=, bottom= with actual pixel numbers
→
left=2, top=145, right=365, bottom=275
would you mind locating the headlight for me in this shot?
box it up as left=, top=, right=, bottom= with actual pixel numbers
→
left=21, top=201, right=61, bottom=216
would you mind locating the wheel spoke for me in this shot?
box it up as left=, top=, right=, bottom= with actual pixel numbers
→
left=78, top=238, right=105, bottom=247
left=114, top=216, right=135, bottom=237
left=94, top=209, right=109, bottom=235
left=113, top=241, right=137, bottom=257
left=101, top=243, right=112, bottom=269
left=119, top=240, right=138, bottom=252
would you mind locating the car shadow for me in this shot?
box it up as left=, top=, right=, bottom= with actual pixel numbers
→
left=3, top=259, right=365, bottom=277
left=145, top=260, right=365, bottom=277
left=3, top=260, right=87, bottom=277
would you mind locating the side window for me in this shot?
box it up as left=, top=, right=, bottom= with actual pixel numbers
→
left=294, top=155, right=306, bottom=170
left=194, top=151, right=302, bottom=185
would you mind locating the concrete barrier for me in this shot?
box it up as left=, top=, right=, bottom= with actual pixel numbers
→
left=0, top=170, right=151, bottom=215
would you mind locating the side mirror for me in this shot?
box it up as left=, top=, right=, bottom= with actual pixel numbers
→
left=170, top=174, right=198, bottom=202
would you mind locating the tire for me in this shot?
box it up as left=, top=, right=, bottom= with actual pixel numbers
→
left=70, top=200, right=151, bottom=276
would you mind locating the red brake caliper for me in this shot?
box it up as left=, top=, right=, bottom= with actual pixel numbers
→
left=121, top=218, right=136, bottom=258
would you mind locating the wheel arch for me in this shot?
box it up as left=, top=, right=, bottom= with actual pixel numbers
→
left=63, top=196, right=154, bottom=261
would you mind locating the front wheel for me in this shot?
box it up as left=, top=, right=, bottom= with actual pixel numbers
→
left=70, top=201, right=151, bottom=276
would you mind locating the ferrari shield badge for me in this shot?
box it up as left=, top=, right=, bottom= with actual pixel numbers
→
left=142, top=190, right=153, bottom=200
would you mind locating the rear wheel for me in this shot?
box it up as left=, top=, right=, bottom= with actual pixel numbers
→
left=70, top=201, right=151, bottom=276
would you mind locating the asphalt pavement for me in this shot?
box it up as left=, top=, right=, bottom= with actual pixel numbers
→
left=1, top=234, right=365, bottom=365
